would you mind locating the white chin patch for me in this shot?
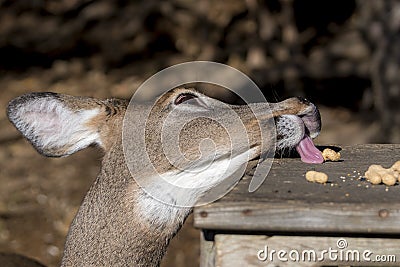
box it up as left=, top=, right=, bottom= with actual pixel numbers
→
left=137, top=147, right=258, bottom=222
left=161, top=148, right=256, bottom=190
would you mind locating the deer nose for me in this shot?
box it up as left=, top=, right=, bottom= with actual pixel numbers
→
left=298, top=104, right=321, bottom=139
left=286, top=97, right=321, bottom=139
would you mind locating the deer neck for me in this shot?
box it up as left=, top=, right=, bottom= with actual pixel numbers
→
left=61, top=142, right=191, bottom=267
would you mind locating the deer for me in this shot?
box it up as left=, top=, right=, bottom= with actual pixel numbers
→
left=4, top=87, right=323, bottom=267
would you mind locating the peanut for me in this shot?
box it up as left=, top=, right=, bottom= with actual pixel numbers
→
left=390, top=161, right=400, bottom=182
left=305, top=171, right=318, bottom=182
left=364, top=170, right=382, bottom=185
left=382, top=171, right=397, bottom=186
left=368, top=164, right=386, bottom=173
left=364, top=163, right=399, bottom=186
left=305, top=170, right=328, bottom=184
left=322, top=148, right=341, bottom=162
left=391, top=161, right=400, bottom=173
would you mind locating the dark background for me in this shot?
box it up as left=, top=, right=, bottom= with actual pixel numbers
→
left=0, top=1, right=399, bottom=266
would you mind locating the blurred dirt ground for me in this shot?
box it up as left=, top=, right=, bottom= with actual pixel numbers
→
left=0, top=63, right=388, bottom=267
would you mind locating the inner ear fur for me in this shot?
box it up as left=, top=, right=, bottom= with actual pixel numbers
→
left=7, top=92, right=105, bottom=157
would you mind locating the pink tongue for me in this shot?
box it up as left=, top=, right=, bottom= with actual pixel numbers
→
left=295, top=135, right=324, bottom=164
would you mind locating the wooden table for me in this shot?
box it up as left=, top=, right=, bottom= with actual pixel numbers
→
left=194, top=144, right=400, bottom=266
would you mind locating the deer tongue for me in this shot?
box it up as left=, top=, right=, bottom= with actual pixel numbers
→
left=295, top=135, right=324, bottom=164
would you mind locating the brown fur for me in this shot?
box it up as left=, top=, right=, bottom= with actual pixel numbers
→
left=6, top=88, right=321, bottom=266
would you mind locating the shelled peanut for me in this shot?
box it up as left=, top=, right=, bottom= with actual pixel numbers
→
left=364, top=161, right=400, bottom=186
left=392, top=161, right=400, bottom=173
left=305, top=170, right=328, bottom=184
left=322, top=148, right=341, bottom=162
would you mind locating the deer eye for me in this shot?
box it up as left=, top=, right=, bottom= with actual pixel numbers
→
left=174, top=93, right=197, bottom=105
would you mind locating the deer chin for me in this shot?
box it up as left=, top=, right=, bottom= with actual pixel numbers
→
left=275, top=114, right=323, bottom=164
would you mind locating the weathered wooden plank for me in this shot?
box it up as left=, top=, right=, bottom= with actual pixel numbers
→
left=195, top=202, right=400, bottom=234
left=200, top=231, right=216, bottom=267
left=214, top=235, right=400, bottom=266
left=194, top=145, right=400, bottom=233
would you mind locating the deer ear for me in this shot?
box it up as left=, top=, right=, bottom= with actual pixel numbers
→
left=7, top=92, right=103, bottom=157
